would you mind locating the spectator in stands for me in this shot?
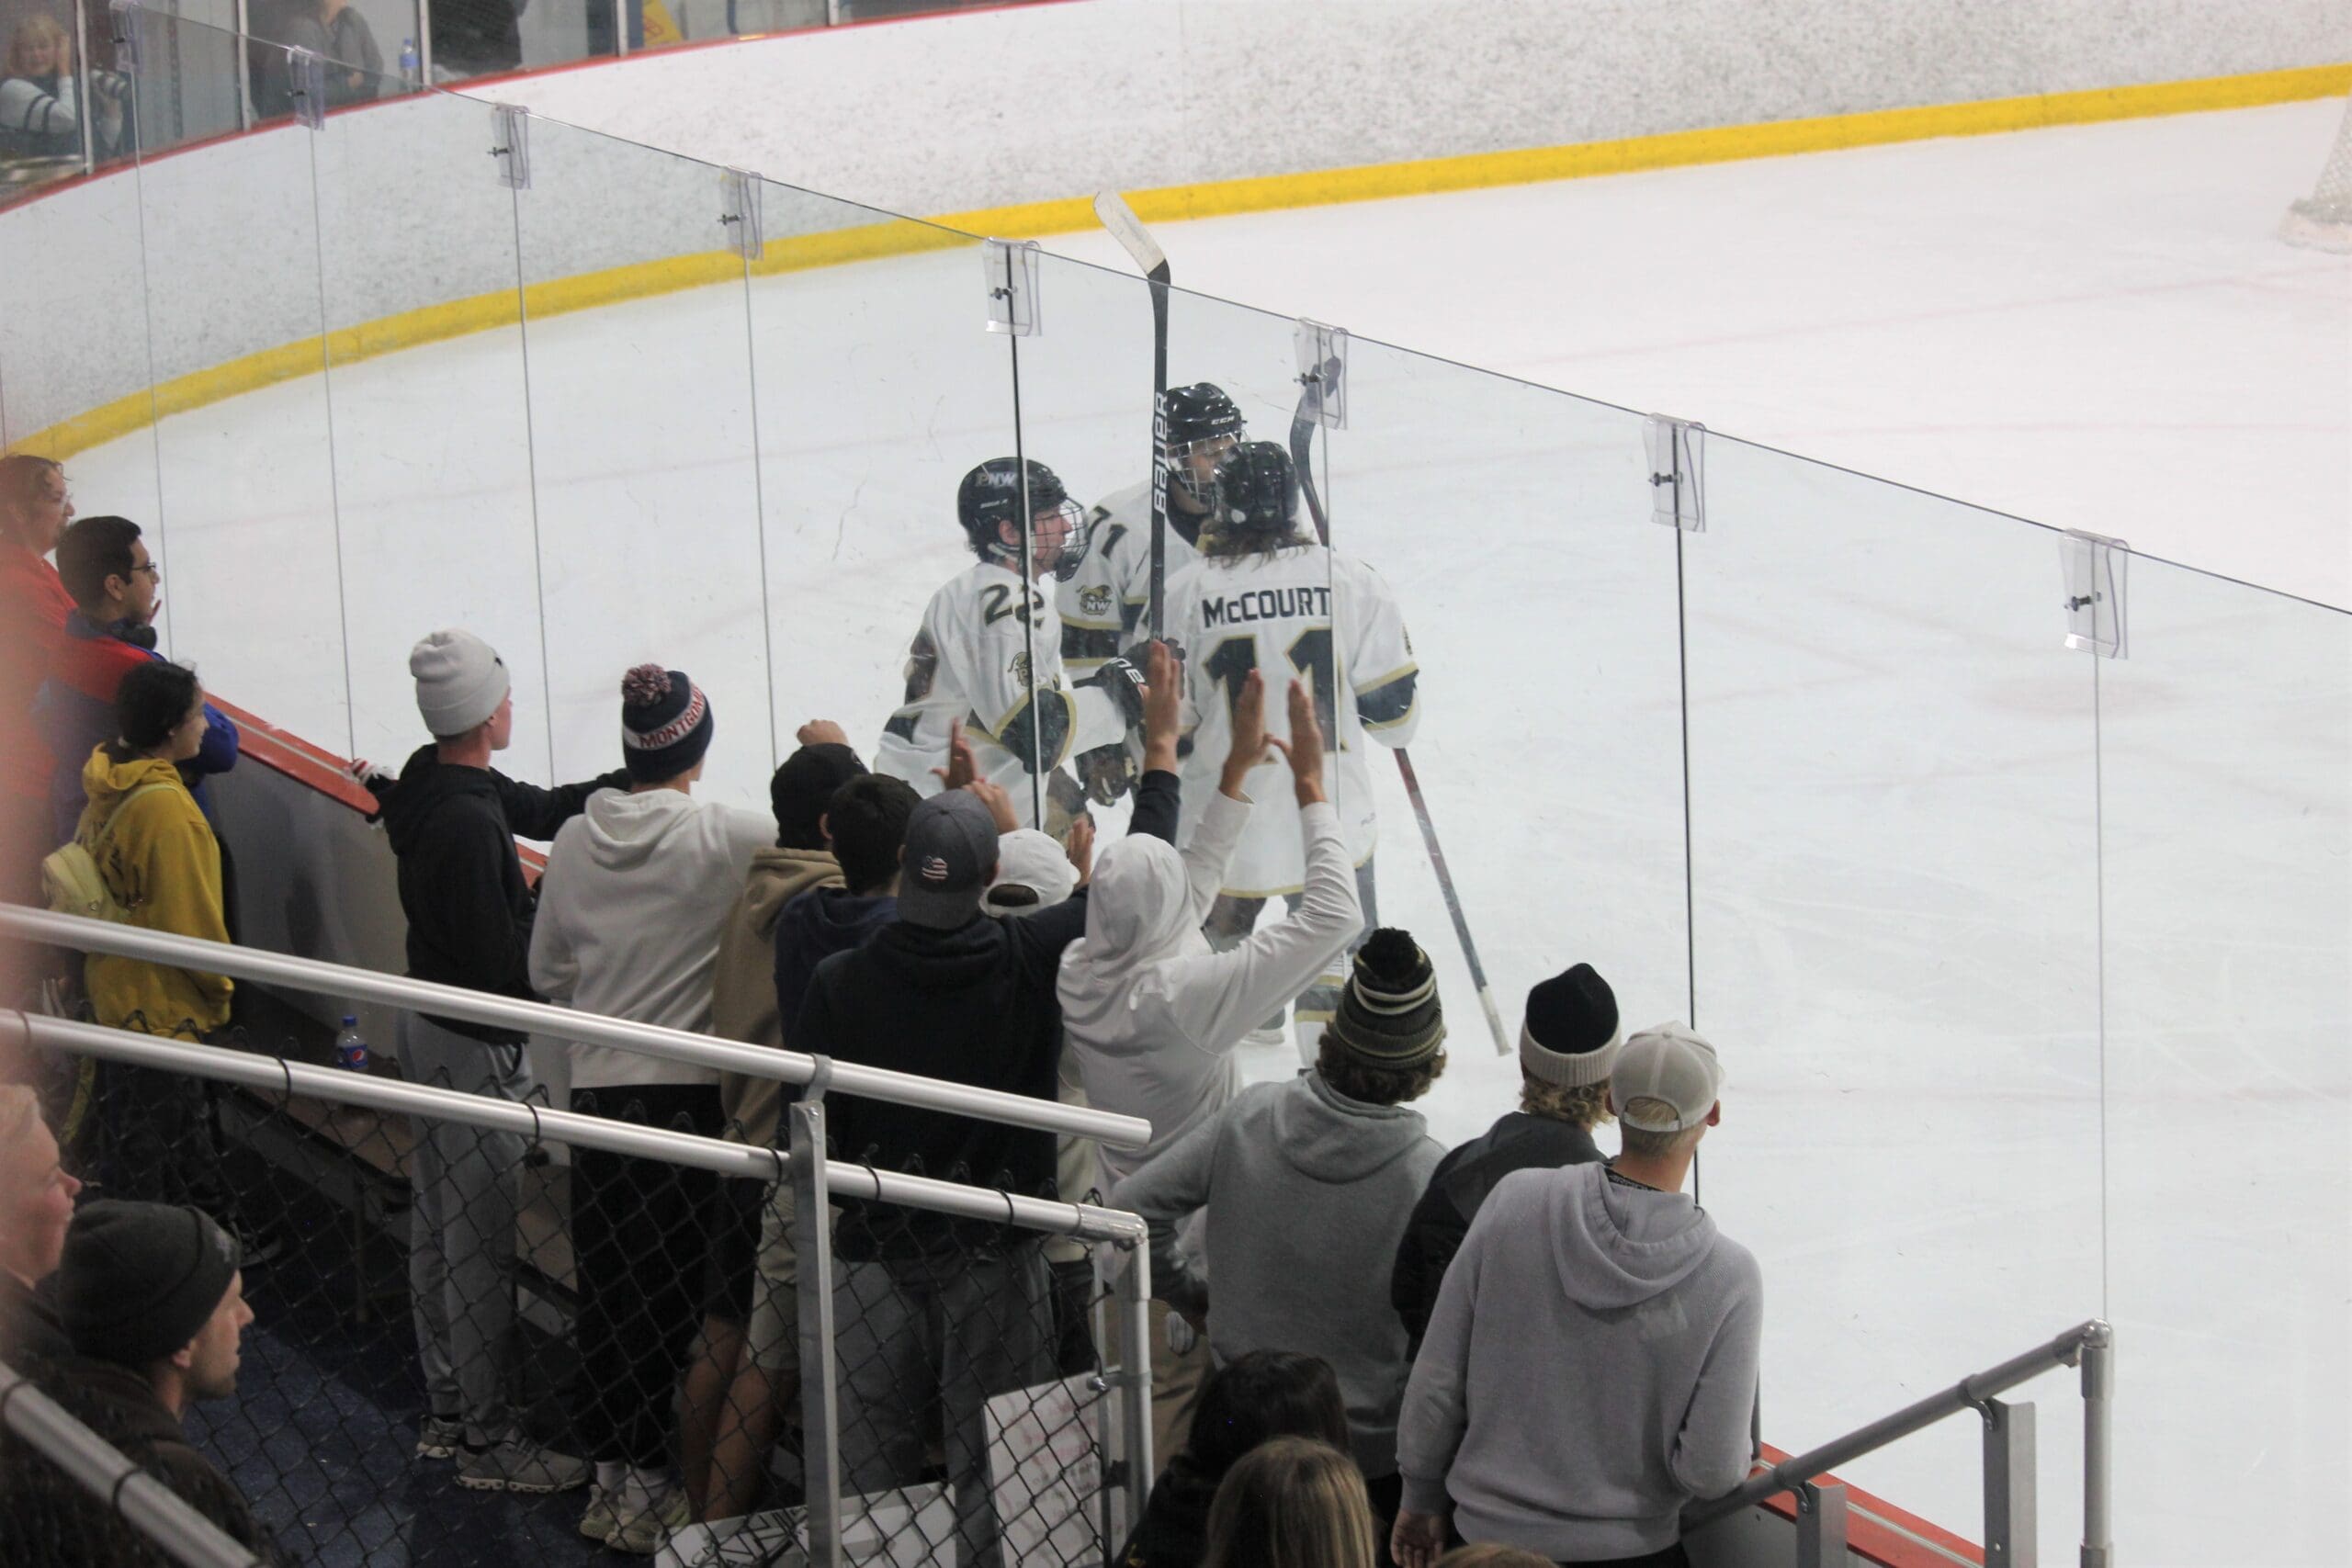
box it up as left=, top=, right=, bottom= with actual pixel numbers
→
left=1, top=17, right=123, bottom=161
left=428, top=0, right=521, bottom=79
left=984, top=823, right=1096, bottom=1377
left=0, top=453, right=76, bottom=910
left=683, top=722, right=866, bottom=1521
left=33, top=1201, right=275, bottom=1559
left=792, top=644, right=1182, bottom=1568
left=702, top=764, right=920, bottom=1524
left=1202, top=1435, right=1377, bottom=1568
left=36, top=514, right=238, bottom=845
left=369, top=627, right=618, bottom=1498
left=1063, top=672, right=1357, bottom=1460
left=1112, top=926, right=1447, bottom=1549
left=1391, top=1024, right=1759, bottom=1568
left=0, top=1084, right=79, bottom=1360
left=1121, top=1348, right=1351, bottom=1568
left=529, top=664, right=770, bottom=1555
left=1390, top=963, right=1618, bottom=1354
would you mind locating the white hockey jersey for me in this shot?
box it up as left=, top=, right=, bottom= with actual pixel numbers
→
left=1167, top=543, right=1420, bottom=897
left=1060, top=479, right=1204, bottom=676
left=874, top=559, right=1128, bottom=827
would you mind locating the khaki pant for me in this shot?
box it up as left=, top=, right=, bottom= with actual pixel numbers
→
left=1146, top=1299, right=1210, bottom=1469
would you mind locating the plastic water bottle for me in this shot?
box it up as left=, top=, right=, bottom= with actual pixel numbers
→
left=334, top=1015, right=368, bottom=1073
left=398, top=38, right=418, bottom=86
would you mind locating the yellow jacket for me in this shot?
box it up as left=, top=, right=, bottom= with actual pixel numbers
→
left=74, top=748, right=233, bottom=1038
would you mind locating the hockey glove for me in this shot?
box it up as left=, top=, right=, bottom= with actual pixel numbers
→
left=1075, top=656, right=1148, bottom=729
left=1077, top=743, right=1136, bottom=806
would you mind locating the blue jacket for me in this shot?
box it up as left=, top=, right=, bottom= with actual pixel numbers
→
left=32, top=611, right=238, bottom=843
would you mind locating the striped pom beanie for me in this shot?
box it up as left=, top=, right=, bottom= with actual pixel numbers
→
left=1324, top=927, right=1447, bottom=1068
left=620, top=664, right=715, bottom=782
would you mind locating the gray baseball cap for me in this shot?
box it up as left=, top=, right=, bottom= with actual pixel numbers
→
left=898, top=790, right=1001, bottom=930
left=1611, top=1021, right=1724, bottom=1133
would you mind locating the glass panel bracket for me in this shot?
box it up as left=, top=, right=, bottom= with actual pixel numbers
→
left=2060, top=529, right=2128, bottom=659
left=288, top=46, right=327, bottom=130
left=718, top=168, right=763, bottom=262
left=107, top=1, right=141, bottom=68
left=1792, top=1480, right=1849, bottom=1568
left=490, top=104, right=531, bottom=191
left=1645, top=413, right=1706, bottom=532
left=983, top=239, right=1041, bottom=335
left=1294, top=319, right=1349, bottom=430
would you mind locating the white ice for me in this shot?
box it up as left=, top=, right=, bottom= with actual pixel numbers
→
left=59, top=102, right=2351, bottom=1566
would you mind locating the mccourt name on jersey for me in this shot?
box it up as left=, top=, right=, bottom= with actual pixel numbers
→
left=1200, top=584, right=1335, bottom=629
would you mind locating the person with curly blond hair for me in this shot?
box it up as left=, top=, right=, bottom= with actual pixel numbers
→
left=1389, top=963, right=1621, bottom=1353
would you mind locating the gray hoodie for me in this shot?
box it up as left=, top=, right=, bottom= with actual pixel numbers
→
left=1396, top=1162, right=1762, bottom=1560
left=1111, top=1071, right=1441, bottom=1479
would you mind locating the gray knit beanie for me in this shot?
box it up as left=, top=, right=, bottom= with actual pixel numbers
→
left=410, top=628, right=510, bottom=738
left=60, top=1201, right=239, bottom=1366
left=1324, top=928, right=1447, bottom=1068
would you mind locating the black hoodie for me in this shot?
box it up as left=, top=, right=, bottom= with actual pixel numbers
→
left=373, top=745, right=627, bottom=1045
left=795, top=772, right=1178, bottom=1260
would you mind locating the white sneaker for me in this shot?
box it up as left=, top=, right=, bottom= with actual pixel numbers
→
left=1242, top=1022, right=1287, bottom=1051
left=606, top=1486, right=690, bottom=1555
left=579, top=1484, right=619, bottom=1540
left=456, top=1436, right=591, bottom=1494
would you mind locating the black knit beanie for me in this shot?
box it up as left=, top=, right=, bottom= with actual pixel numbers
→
left=1324, top=928, right=1446, bottom=1068
left=60, top=1201, right=239, bottom=1366
left=620, top=665, right=715, bottom=783
left=1519, top=962, right=1622, bottom=1088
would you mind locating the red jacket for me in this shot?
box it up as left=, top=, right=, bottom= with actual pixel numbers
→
left=0, top=546, right=138, bottom=801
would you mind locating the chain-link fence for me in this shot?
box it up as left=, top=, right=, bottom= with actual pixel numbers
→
left=1, top=935, right=1151, bottom=1568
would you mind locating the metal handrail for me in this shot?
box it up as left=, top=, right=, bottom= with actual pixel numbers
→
left=0, top=906, right=1148, bottom=1150
left=0, top=1356, right=266, bottom=1568
left=1687, top=1318, right=2113, bottom=1563
left=4, top=1011, right=1148, bottom=1245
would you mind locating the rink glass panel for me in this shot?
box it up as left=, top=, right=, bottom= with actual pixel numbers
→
left=1679, top=435, right=2104, bottom=1550
left=509, top=114, right=770, bottom=799
left=130, top=16, right=355, bottom=750
left=311, top=70, right=548, bottom=779
left=1313, top=329, right=1687, bottom=1138
left=2096, top=555, right=2352, bottom=1568
left=741, top=178, right=1017, bottom=807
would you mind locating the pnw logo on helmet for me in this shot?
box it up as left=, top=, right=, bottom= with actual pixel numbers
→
left=956, top=456, right=1096, bottom=582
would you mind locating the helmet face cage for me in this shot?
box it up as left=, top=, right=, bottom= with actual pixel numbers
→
left=1163, top=432, right=1243, bottom=505
left=1159, top=383, right=1247, bottom=506
left=1035, top=495, right=1094, bottom=581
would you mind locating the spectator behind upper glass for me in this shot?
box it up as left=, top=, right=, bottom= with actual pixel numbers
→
left=1, top=17, right=124, bottom=160
left=264, top=0, right=383, bottom=111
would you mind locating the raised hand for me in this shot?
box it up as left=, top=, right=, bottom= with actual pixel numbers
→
left=1064, top=813, right=1096, bottom=887
left=931, top=717, right=978, bottom=792
left=1141, top=640, right=1182, bottom=774
left=963, top=776, right=1019, bottom=835
left=1272, top=677, right=1327, bottom=806
left=1219, top=670, right=1270, bottom=798
left=796, top=718, right=850, bottom=748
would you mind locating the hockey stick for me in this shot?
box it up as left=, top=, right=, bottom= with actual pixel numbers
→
left=1091, top=191, right=1172, bottom=638
left=1291, top=359, right=1514, bottom=1058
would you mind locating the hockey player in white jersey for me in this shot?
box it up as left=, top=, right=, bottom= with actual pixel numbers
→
left=1166, top=440, right=1420, bottom=1062
left=874, top=457, right=1146, bottom=833
left=1063, top=383, right=1248, bottom=805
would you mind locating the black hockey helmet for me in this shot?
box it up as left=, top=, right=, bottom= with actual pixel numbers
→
left=956, top=457, right=1092, bottom=580
left=1160, top=383, right=1247, bottom=505
left=1209, top=441, right=1301, bottom=536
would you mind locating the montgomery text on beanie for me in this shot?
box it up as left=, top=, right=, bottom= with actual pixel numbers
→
left=1519, top=962, right=1623, bottom=1088
left=620, top=665, right=715, bottom=783
left=411, top=628, right=510, bottom=738
left=59, top=1200, right=239, bottom=1366
left=1324, top=927, right=1447, bottom=1068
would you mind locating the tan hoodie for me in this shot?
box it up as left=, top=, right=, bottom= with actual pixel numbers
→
left=709, top=846, right=841, bottom=1145
left=75, top=747, right=232, bottom=1036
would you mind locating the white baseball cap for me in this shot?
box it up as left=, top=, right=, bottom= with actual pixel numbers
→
left=1611, top=1022, right=1724, bottom=1133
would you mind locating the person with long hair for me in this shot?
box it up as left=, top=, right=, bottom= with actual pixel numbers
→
left=1, top=17, right=123, bottom=160
left=1122, top=1350, right=1351, bottom=1568
left=1201, top=1436, right=1376, bottom=1568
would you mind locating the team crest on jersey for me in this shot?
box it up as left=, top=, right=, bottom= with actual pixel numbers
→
left=1079, top=585, right=1114, bottom=617
left=1009, top=651, right=1034, bottom=688
left=919, top=854, right=950, bottom=883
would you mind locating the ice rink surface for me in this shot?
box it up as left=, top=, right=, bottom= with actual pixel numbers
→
left=62, top=101, right=2350, bottom=1564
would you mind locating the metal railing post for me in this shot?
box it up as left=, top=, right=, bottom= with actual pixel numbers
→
left=232, top=0, right=252, bottom=127
left=611, top=0, right=628, bottom=53
left=1793, top=1480, right=1848, bottom=1568
left=2080, top=1323, right=2114, bottom=1568
left=71, top=0, right=97, bottom=171
left=415, top=0, right=432, bottom=85
left=1111, top=1239, right=1154, bottom=1547
left=790, top=1096, right=841, bottom=1568
left=1982, top=1397, right=2038, bottom=1568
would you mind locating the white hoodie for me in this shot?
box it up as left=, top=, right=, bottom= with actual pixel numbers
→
left=528, top=788, right=772, bottom=1089
left=1057, top=786, right=1362, bottom=1186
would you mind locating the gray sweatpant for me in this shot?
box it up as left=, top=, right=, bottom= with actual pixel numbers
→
left=399, top=1011, right=532, bottom=1449
left=832, top=1237, right=1054, bottom=1568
